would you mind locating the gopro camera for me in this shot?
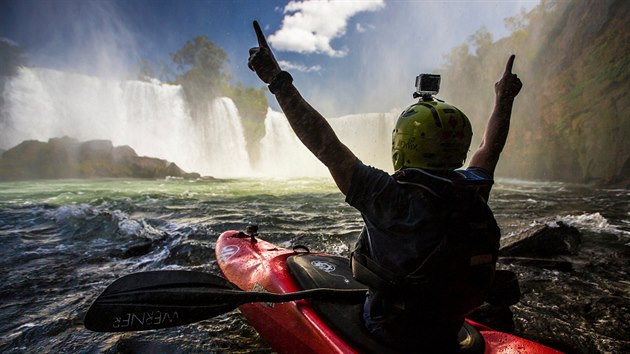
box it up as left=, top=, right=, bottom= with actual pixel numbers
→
left=414, top=74, right=441, bottom=98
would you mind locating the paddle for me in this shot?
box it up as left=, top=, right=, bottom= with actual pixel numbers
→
left=84, top=270, right=367, bottom=332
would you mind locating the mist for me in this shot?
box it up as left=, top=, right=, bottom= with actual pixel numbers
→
left=298, top=1, right=538, bottom=117
left=8, top=0, right=141, bottom=79
left=2, top=1, right=539, bottom=112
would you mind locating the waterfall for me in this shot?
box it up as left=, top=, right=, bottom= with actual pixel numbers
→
left=257, top=109, right=398, bottom=177
left=1, top=67, right=398, bottom=178
left=200, top=97, right=250, bottom=176
left=256, top=108, right=327, bottom=177
left=329, top=111, right=397, bottom=173
left=0, top=67, right=249, bottom=177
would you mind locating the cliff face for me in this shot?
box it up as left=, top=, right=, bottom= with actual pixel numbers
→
left=0, top=137, right=201, bottom=180
left=530, top=0, right=630, bottom=184
left=441, top=0, right=630, bottom=185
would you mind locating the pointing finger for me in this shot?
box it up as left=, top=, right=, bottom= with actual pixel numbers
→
left=253, top=20, right=271, bottom=50
left=504, top=54, right=515, bottom=76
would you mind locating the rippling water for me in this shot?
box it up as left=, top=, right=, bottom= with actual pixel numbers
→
left=0, top=178, right=628, bottom=353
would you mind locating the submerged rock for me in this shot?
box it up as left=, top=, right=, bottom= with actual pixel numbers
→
left=118, top=241, right=156, bottom=259
left=164, top=241, right=214, bottom=266
left=0, top=136, right=202, bottom=180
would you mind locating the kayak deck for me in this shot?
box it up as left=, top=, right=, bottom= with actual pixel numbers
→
left=216, top=230, right=561, bottom=354
left=218, top=231, right=353, bottom=353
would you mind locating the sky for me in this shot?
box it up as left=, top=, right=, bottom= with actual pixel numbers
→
left=0, top=0, right=540, bottom=116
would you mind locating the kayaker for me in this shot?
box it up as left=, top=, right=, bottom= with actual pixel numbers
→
left=248, top=21, right=522, bottom=352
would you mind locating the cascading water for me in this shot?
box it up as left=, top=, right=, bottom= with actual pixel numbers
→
left=1, top=67, right=399, bottom=178
left=256, top=109, right=399, bottom=177
left=256, top=108, right=326, bottom=177
left=200, top=97, right=250, bottom=176
left=329, top=111, right=398, bottom=172
left=0, top=67, right=251, bottom=177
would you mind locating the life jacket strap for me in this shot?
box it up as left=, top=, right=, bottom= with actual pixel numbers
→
left=351, top=251, right=433, bottom=293
left=351, top=252, right=397, bottom=291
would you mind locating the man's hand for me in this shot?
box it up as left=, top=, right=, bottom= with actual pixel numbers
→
left=494, top=55, right=522, bottom=100
left=248, top=21, right=282, bottom=84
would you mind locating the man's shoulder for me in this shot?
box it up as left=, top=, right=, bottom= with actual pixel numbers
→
left=346, top=161, right=396, bottom=200
left=351, top=160, right=395, bottom=182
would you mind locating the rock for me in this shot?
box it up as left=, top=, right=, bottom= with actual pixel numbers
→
left=0, top=136, right=202, bottom=180
left=120, top=241, right=155, bottom=259
left=499, top=220, right=582, bottom=257
left=163, top=241, right=213, bottom=266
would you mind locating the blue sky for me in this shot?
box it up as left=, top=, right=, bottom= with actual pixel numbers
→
left=0, top=0, right=539, bottom=116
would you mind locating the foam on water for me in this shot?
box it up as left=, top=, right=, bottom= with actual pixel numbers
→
left=557, top=212, right=630, bottom=238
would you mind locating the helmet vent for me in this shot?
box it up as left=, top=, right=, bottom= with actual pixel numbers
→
left=418, top=103, right=441, bottom=128
left=402, top=110, right=416, bottom=118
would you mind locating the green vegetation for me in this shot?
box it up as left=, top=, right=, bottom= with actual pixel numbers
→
left=171, top=35, right=230, bottom=105
left=440, top=0, right=630, bottom=185
left=223, top=83, right=268, bottom=163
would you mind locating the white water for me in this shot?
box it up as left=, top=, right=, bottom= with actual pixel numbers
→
left=1, top=67, right=397, bottom=177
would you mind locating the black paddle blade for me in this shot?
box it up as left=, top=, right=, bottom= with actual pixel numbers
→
left=84, top=270, right=367, bottom=332
left=84, top=270, right=242, bottom=332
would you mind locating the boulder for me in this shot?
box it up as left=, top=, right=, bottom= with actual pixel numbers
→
left=499, top=220, right=582, bottom=257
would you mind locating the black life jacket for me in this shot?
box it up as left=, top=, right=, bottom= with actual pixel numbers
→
left=351, top=168, right=501, bottom=319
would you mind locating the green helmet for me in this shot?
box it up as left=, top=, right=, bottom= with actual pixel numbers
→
left=392, top=100, right=472, bottom=171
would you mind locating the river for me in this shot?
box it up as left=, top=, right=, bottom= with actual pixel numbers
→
left=0, top=177, right=628, bottom=353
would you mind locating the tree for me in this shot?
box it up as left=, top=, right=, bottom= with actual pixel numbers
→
left=468, top=26, right=493, bottom=57
left=137, top=59, right=173, bottom=83
left=137, top=59, right=156, bottom=81
left=171, top=35, right=230, bottom=105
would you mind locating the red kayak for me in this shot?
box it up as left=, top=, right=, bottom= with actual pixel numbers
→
left=216, top=229, right=561, bottom=354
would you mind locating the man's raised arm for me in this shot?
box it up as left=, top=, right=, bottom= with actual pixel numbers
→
left=248, top=21, right=357, bottom=194
left=468, top=55, right=523, bottom=176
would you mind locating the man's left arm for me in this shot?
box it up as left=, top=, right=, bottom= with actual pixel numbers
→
left=468, top=55, right=523, bottom=176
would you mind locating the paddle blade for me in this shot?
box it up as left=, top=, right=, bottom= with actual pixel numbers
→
left=84, top=270, right=367, bottom=332
left=84, top=270, right=241, bottom=332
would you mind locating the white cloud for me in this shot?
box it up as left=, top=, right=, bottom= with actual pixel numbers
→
left=278, top=60, right=321, bottom=73
left=268, top=0, right=385, bottom=57
left=0, top=37, right=19, bottom=47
